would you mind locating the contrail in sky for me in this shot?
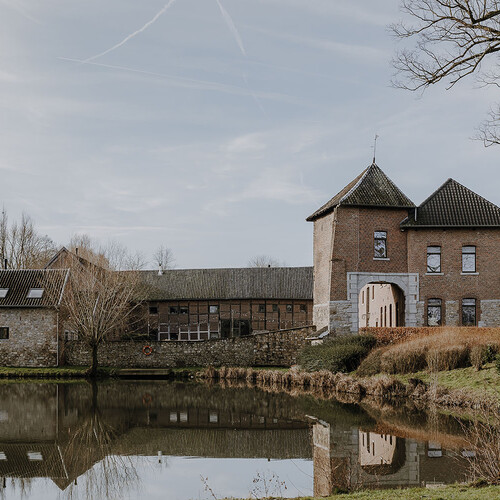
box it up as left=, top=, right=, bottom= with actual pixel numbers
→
left=215, top=0, right=246, bottom=56
left=82, top=0, right=177, bottom=63
left=57, top=57, right=293, bottom=103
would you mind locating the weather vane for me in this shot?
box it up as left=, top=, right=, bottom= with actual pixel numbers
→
left=372, top=134, right=379, bottom=164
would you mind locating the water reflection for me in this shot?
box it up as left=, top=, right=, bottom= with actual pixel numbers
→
left=0, top=381, right=474, bottom=499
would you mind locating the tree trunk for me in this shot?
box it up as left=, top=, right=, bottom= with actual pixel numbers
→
left=90, top=342, right=98, bottom=378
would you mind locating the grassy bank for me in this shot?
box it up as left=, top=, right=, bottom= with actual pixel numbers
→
left=0, top=366, right=90, bottom=379
left=242, top=484, right=500, bottom=500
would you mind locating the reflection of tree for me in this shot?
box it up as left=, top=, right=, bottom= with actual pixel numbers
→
left=61, top=382, right=139, bottom=500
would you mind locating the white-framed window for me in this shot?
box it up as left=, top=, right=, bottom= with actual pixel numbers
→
left=27, top=288, right=44, bottom=299
left=427, top=246, right=441, bottom=273
left=0, top=289, right=8, bottom=298
left=462, top=246, right=476, bottom=273
left=209, top=305, right=219, bottom=314
left=374, top=231, right=387, bottom=258
left=462, top=298, right=477, bottom=326
left=427, top=298, right=442, bottom=326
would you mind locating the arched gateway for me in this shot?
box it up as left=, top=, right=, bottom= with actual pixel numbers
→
left=347, top=272, right=419, bottom=333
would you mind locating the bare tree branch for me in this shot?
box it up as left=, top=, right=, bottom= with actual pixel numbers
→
left=391, top=0, right=500, bottom=144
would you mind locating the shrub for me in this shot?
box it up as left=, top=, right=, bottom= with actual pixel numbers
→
left=356, top=348, right=384, bottom=376
left=426, top=345, right=470, bottom=372
left=298, top=334, right=376, bottom=373
left=380, top=345, right=427, bottom=374
left=496, top=354, right=500, bottom=374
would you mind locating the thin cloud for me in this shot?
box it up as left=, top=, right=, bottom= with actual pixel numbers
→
left=215, top=0, right=246, bottom=56
left=82, top=0, right=178, bottom=63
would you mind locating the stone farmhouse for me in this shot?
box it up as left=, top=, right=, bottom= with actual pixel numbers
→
left=307, top=163, right=500, bottom=334
left=0, top=269, right=69, bottom=367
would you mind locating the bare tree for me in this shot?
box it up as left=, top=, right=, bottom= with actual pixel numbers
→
left=391, top=0, right=500, bottom=145
left=62, top=243, right=143, bottom=377
left=153, top=244, right=175, bottom=272
left=247, top=255, right=283, bottom=268
left=0, top=209, right=56, bottom=269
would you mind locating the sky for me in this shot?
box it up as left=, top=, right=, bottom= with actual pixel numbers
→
left=0, top=0, right=498, bottom=269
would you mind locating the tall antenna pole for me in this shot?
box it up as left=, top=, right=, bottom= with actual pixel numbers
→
left=372, top=134, right=379, bottom=164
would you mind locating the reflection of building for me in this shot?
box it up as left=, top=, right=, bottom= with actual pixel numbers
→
left=0, top=382, right=313, bottom=492
left=312, top=422, right=467, bottom=496
left=308, top=163, right=500, bottom=333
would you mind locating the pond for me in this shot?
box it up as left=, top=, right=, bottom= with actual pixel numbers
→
left=0, top=380, right=474, bottom=499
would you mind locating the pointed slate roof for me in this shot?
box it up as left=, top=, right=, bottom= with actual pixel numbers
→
left=401, top=178, right=500, bottom=228
left=306, top=163, right=415, bottom=221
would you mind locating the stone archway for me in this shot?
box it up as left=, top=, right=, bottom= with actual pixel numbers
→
left=347, top=272, right=419, bottom=333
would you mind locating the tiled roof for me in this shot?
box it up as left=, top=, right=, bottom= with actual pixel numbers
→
left=401, top=178, right=500, bottom=228
left=0, top=269, right=69, bottom=308
left=138, top=267, right=313, bottom=301
left=307, top=163, right=415, bottom=221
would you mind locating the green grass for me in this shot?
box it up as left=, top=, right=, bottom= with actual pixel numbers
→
left=394, top=362, right=500, bottom=402
left=243, top=484, right=500, bottom=500
left=0, top=366, right=89, bottom=378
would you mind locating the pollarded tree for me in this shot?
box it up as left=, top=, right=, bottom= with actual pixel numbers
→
left=391, top=0, right=500, bottom=145
left=247, top=255, right=283, bottom=268
left=62, top=243, right=144, bottom=377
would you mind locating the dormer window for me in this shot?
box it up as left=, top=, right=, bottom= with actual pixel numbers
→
left=0, top=289, right=8, bottom=298
left=27, top=288, right=44, bottom=299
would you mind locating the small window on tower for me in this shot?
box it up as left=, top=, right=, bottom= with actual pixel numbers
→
left=374, top=231, right=387, bottom=258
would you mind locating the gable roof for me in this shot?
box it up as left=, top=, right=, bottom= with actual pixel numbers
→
left=307, top=163, right=415, bottom=221
left=0, top=269, right=69, bottom=308
left=138, top=267, right=313, bottom=301
left=401, top=178, right=500, bottom=228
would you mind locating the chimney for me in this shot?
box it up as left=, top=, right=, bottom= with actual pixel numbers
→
left=3, top=258, right=7, bottom=270
left=75, top=247, right=79, bottom=256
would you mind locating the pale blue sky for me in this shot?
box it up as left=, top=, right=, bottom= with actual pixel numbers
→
left=0, top=0, right=498, bottom=268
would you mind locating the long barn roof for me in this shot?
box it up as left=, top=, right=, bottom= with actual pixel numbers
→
left=138, top=267, right=313, bottom=301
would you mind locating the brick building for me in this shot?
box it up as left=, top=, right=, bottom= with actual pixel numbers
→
left=140, top=267, right=313, bottom=340
left=0, top=269, right=69, bottom=366
left=307, top=163, right=500, bottom=334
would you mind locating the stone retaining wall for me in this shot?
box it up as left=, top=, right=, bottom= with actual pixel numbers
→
left=64, top=325, right=315, bottom=368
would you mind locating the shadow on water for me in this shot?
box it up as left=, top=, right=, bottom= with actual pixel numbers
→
left=0, top=380, right=481, bottom=499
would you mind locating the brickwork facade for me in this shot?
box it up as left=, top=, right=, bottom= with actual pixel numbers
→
left=309, top=167, right=500, bottom=333
left=0, top=309, right=60, bottom=367
left=64, top=325, right=315, bottom=368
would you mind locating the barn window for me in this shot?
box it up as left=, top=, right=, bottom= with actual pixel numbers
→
left=299, top=304, right=307, bottom=313
left=258, top=304, right=265, bottom=313
left=0, top=289, right=8, bottom=298
left=27, top=288, right=44, bottom=299
left=374, top=231, right=387, bottom=258
left=0, top=327, right=8, bottom=340
left=286, top=304, right=293, bottom=313
left=169, top=306, right=179, bottom=314
left=462, top=298, right=477, bottom=326
left=427, top=246, right=441, bottom=273
left=427, top=299, right=442, bottom=326
left=149, top=306, right=158, bottom=315
left=179, top=306, right=188, bottom=315
left=272, top=304, right=278, bottom=312
left=209, top=305, right=219, bottom=314
left=462, top=246, right=476, bottom=273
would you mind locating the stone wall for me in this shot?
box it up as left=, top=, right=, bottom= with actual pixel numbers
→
left=64, top=325, right=315, bottom=368
left=481, top=300, right=500, bottom=326
left=0, top=309, right=59, bottom=367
